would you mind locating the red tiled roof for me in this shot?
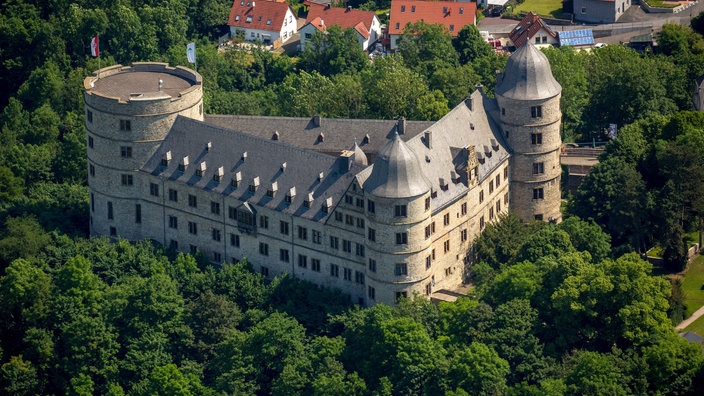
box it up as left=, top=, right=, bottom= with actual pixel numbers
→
left=227, top=0, right=293, bottom=32
left=509, top=12, right=556, bottom=48
left=304, top=1, right=377, bottom=35
left=302, top=15, right=371, bottom=39
left=388, top=0, right=476, bottom=37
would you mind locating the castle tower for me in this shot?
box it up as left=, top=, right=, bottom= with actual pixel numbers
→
left=495, top=42, right=562, bottom=223
left=363, top=133, right=433, bottom=304
left=84, top=63, right=203, bottom=239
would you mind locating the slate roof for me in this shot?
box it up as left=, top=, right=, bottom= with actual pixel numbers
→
left=304, top=1, right=377, bottom=38
left=509, top=12, right=557, bottom=49
left=364, top=133, right=431, bottom=198
left=227, top=0, right=293, bottom=32
left=388, top=0, right=476, bottom=37
left=495, top=41, right=562, bottom=101
left=203, top=115, right=434, bottom=158
left=141, top=116, right=365, bottom=222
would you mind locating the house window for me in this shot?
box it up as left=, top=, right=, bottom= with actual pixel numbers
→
left=395, top=232, right=408, bottom=245
left=121, top=174, right=133, bottom=186
left=345, top=195, right=353, bottom=205
left=261, top=266, right=269, bottom=276
left=168, top=216, right=178, bottom=229
left=535, top=37, right=541, bottom=44
left=235, top=15, right=240, bottom=21
left=211, top=201, right=220, bottom=215
left=90, top=193, right=94, bottom=212
left=87, top=110, right=93, bottom=123
left=107, top=202, right=113, bottom=220
left=443, top=7, right=448, bottom=13
left=280, top=221, right=289, bottom=235
left=356, top=198, right=364, bottom=208
left=330, top=264, right=339, bottom=277
left=444, top=240, right=450, bottom=253
left=496, top=174, right=501, bottom=187
left=535, top=214, right=544, bottom=221
left=298, top=226, right=308, bottom=240
left=395, top=22, right=400, bottom=29
left=449, top=25, right=454, bottom=32
left=169, top=240, right=178, bottom=250
left=479, top=190, right=484, bottom=203
left=355, top=271, right=365, bottom=285
left=461, top=202, right=467, bottom=215
left=497, top=200, right=501, bottom=213
left=461, top=229, right=468, bottom=242
left=279, top=249, right=291, bottom=263
left=581, top=7, right=587, bottom=13
left=531, top=133, right=543, bottom=145
left=305, top=33, right=312, bottom=39
left=356, top=243, right=365, bottom=257
left=110, top=226, right=117, bottom=236
left=228, top=206, right=236, bottom=220
left=185, top=194, right=195, bottom=208
left=213, top=252, right=222, bottom=263
left=531, top=106, right=543, bottom=118
left=480, top=215, right=485, bottom=230
left=401, top=5, right=405, bottom=11
left=490, top=207, right=494, bottom=221
left=311, top=258, right=321, bottom=272
left=89, top=164, right=95, bottom=177
left=212, top=228, right=221, bottom=241
left=120, top=146, right=132, bottom=158
left=505, top=192, right=509, bottom=205
left=489, top=180, right=494, bottom=194
left=230, top=233, right=240, bottom=247
left=88, top=136, right=93, bottom=148
left=542, top=36, right=548, bottom=43
left=335, top=212, right=343, bottom=222
left=533, top=162, right=545, bottom=174
left=312, top=230, right=321, bottom=244
left=259, top=215, right=268, bottom=229
left=119, top=119, right=131, bottom=131
left=356, top=218, right=365, bottom=228
left=459, top=7, right=464, bottom=14
left=259, top=242, right=269, bottom=256
left=343, top=240, right=352, bottom=253
left=343, top=268, right=352, bottom=281
left=267, top=19, right=272, bottom=25
left=368, top=286, right=376, bottom=300
left=396, top=291, right=407, bottom=302
left=426, top=255, right=432, bottom=269
left=297, top=254, right=307, bottom=268
left=533, top=188, right=544, bottom=199
left=330, top=236, right=339, bottom=250
left=395, top=263, right=408, bottom=276
left=134, top=204, right=142, bottom=224
left=150, top=183, right=159, bottom=197
left=169, top=189, right=178, bottom=202
left=345, top=214, right=354, bottom=225
left=189, top=245, right=198, bottom=255
left=188, top=221, right=197, bottom=235
left=246, top=15, right=252, bottom=23
left=443, top=213, right=450, bottom=226
left=367, top=200, right=375, bottom=213
left=369, top=259, right=377, bottom=272
left=502, top=107, right=505, bottom=116
left=368, top=228, right=376, bottom=242
left=504, top=167, right=508, bottom=181
left=394, top=204, right=407, bottom=217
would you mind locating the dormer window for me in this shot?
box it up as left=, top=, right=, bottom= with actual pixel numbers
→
left=304, top=192, right=314, bottom=208
left=196, top=162, right=206, bottom=177
left=232, top=171, right=242, bottom=188
left=235, top=15, right=240, bottom=21
left=258, top=16, right=262, bottom=21
left=286, top=187, right=296, bottom=203
left=214, top=166, right=224, bottom=182
left=178, top=156, right=189, bottom=172
left=267, top=182, right=278, bottom=197
left=246, top=15, right=252, bottom=23
left=161, top=151, right=172, bottom=167
left=250, top=176, right=260, bottom=192
left=267, top=19, right=272, bottom=25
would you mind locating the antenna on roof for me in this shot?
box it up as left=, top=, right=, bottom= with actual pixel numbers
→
left=158, top=79, right=163, bottom=91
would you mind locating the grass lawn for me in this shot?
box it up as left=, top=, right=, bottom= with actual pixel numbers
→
left=684, top=313, right=704, bottom=334
left=680, top=255, right=704, bottom=317
left=512, top=0, right=567, bottom=19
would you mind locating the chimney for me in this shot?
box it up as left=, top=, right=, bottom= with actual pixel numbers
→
left=346, top=5, right=351, bottom=12
left=272, top=131, right=279, bottom=140
left=206, top=141, right=212, bottom=151
left=465, top=96, right=473, bottom=111
left=424, top=131, right=432, bottom=148
left=338, top=150, right=353, bottom=173
left=397, top=116, right=406, bottom=134
left=312, top=114, right=321, bottom=127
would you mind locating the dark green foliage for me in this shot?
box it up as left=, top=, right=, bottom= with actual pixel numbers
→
left=299, top=26, right=369, bottom=76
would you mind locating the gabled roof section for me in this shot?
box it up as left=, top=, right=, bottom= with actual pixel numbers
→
left=388, top=0, right=476, bottom=37
left=142, top=116, right=365, bottom=222
left=509, top=12, right=556, bottom=48
left=228, top=0, right=293, bottom=32
left=305, top=1, right=378, bottom=36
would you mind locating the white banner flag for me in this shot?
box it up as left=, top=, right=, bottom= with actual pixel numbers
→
left=187, top=42, right=196, bottom=64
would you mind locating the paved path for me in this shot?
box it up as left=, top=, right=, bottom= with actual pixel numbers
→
left=677, top=303, right=704, bottom=330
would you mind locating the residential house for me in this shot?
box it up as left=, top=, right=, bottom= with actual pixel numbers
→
left=573, top=0, right=632, bottom=23
left=508, top=12, right=558, bottom=49
left=227, top=0, right=298, bottom=46
left=388, top=0, right=477, bottom=51
left=299, top=2, right=381, bottom=51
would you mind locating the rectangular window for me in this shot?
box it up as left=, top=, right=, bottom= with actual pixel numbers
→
left=368, top=227, right=376, bottom=241
left=395, top=263, right=408, bottom=276
left=297, top=254, right=307, bottom=268
left=533, top=162, right=545, bottom=174
left=581, top=7, right=586, bottom=13
left=228, top=206, right=236, bottom=220
left=461, top=202, right=467, bottom=216
left=335, top=212, right=343, bottom=222
left=259, top=215, right=268, bottom=229
left=355, top=271, right=365, bottom=285
left=89, top=164, right=95, bottom=177
left=531, top=133, right=543, bottom=145
left=343, top=240, right=352, bottom=253
left=120, top=146, right=132, bottom=158
left=355, top=243, right=365, bottom=257
left=345, top=214, right=354, bottom=225
left=298, top=226, right=308, bottom=240
left=150, top=183, right=159, bottom=197
left=490, top=207, right=494, bottom=220
left=496, top=174, right=501, bottom=188
left=91, top=193, right=94, bottom=212
left=110, top=226, right=117, bottom=236
left=88, top=136, right=94, bottom=148
left=394, top=204, right=407, bottom=217
left=531, top=106, right=543, bottom=118
left=395, top=232, right=408, bottom=245
left=280, top=221, right=289, bottom=235
left=443, top=213, right=450, bottom=226
left=189, top=245, right=198, bottom=255
left=212, top=228, right=221, bottom=241
left=345, top=195, right=353, bottom=205
left=107, top=201, right=113, bottom=220
left=535, top=37, right=541, bottom=44
left=505, top=192, right=509, bottom=205
left=369, top=259, right=377, bottom=272
left=168, top=189, right=178, bottom=202
left=504, top=167, right=509, bottom=181
left=87, top=110, right=93, bottom=123
left=330, top=236, right=339, bottom=250
left=479, top=189, right=484, bottom=203
left=535, top=214, right=544, bottom=221
left=230, top=233, right=240, bottom=247
left=330, top=264, right=339, bottom=277
left=401, top=5, right=405, bottom=11
left=368, top=286, right=376, bottom=300
left=396, top=291, right=407, bottom=302
left=211, top=201, right=220, bottom=215
left=533, top=188, right=544, bottom=199
left=489, top=180, right=494, bottom=194
left=367, top=200, right=375, bottom=213
left=135, top=204, right=141, bottom=224
left=480, top=215, right=485, bottom=230
left=426, top=255, right=432, bottom=269
left=461, top=229, right=468, bottom=242
left=169, top=239, right=178, bottom=250
left=213, top=252, right=222, bottom=263
left=188, top=194, right=197, bottom=208
left=356, top=198, right=364, bottom=208
left=311, top=258, right=321, bottom=272
left=497, top=200, right=501, bottom=213
left=343, top=268, right=352, bottom=281
left=312, top=230, right=321, bottom=244
left=280, top=249, right=290, bottom=263
left=259, top=242, right=269, bottom=256
left=168, top=215, right=178, bottom=229
left=444, top=240, right=450, bottom=253
left=356, top=218, right=365, bottom=229
left=188, top=221, right=197, bottom=235
left=121, top=174, right=133, bottom=186
left=119, top=119, right=131, bottom=131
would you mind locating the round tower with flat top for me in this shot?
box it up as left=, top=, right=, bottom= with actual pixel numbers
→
left=84, top=62, right=203, bottom=239
left=495, top=42, right=562, bottom=223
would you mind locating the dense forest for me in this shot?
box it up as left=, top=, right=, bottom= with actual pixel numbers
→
left=2, top=0, right=704, bottom=394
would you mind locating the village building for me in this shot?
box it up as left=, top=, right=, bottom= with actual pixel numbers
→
left=388, top=0, right=477, bottom=50
left=84, top=42, right=562, bottom=306
left=508, top=12, right=558, bottom=49
left=573, top=0, right=633, bottom=24
left=299, top=1, right=381, bottom=51
left=227, top=0, right=298, bottom=46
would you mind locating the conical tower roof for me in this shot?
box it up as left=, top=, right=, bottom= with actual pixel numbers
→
left=350, top=139, right=368, bottom=166
left=495, top=41, right=561, bottom=101
left=363, top=133, right=430, bottom=198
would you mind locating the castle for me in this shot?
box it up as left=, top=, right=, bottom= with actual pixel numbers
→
left=83, top=42, right=562, bottom=306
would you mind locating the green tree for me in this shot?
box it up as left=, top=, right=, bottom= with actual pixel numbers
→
left=299, top=26, right=369, bottom=76
left=398, top=21, right=459, bottom=77
left=430, top=64, right=481, bottom=108
left=448, top=342, right=510, bottom=395
left=0, top=355, right=41, bottom=396
left=558, top=216, right=611, bottom=263
left=454, top=25, right=493, bottom=65
left=361, top=55, right=430, bottom=119
left=563, top=351, right=631, bottom=396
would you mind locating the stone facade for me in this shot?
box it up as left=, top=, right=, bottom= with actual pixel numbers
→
left=85, top=43, right=561, bottom=306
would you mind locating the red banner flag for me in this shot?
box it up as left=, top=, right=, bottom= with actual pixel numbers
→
left=91, top=35, right=99, bottom=57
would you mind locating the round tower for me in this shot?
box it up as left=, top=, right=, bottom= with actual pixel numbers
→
left=84, top=62, right=203, bottom=238
left=363, top=133, right=433, bottom=304
left=495, top=42, right=562, bottom=223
